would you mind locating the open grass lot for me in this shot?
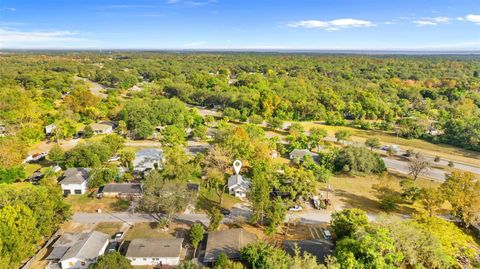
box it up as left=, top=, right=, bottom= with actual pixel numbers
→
left=124, top=222, right=188, bottom=241
left=95, top=222, right=123, bottom=237
left=65, top=193, right=128, bottom=213
left=321, top=174, right=446, bottom=216
left=196, top=188, right=242, bottom=211
left=299, top=122, right=480, bottom=167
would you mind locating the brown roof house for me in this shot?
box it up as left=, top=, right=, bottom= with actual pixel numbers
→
left=126, top=238, right=184, bottom=266
left=203, top=228, right=257, bottom=265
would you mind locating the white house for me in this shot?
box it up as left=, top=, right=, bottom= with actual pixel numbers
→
left=289, top=149, right=318, bottom=161
left=228, top=174, right=250, bottom=198
left=125, top=238, right=183, bottom=266
left=132, top=148, right=164, bottom=174
left=46, top=231, right=109, bottom=269
left=45, top=123, right=57, bottom=135
left=90, top=122, right=115, bottom=135
left=59, top=168, right=89, bottom=195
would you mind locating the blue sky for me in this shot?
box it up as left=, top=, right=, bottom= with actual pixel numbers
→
left=0, top=0, right=479, bottom=50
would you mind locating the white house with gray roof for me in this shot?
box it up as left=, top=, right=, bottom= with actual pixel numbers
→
left=132, top=148, right=164, bottom=175
left=126, top=238, right=183, bottom=266
left=228, top=174, right=250, bottom=198
left=46, top=231, right=109, bottom=269
left=59, top=168, right=90, bottom=195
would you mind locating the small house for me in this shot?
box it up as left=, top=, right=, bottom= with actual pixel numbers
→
left=59, top=168, right=89, bottom=195
left=203, top=228, right=257, bottom=265
left=46, top=231, right=109, bottom=269
left=90, top=122, right=115, bottom=135
left=101, top=183, right=143, bottom=199
left=132, top=148, right=164, bottom=175
left=289, top=149, right=318, bottom=161
left=227, top=174, right=250, bottom=198
left=45, top=124, right=57, bottom=135
left=125, top=238, right=184, bottom=266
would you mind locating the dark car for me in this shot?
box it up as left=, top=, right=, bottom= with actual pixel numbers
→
left=220, top=208, right=231, bottom=216
left=107, top=241, right=120, bottom=253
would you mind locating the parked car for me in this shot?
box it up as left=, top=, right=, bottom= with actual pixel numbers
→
left=288, top=205, right=303, bottom=212
left=114, top=232, right=124, bottom=241
left=108, top=156, right=120, bottom=162
left=106, top=241, right=120, bottom=253
left=322, top=229, right=332, bottom=240
left=220, top=208, right=231, bottom=216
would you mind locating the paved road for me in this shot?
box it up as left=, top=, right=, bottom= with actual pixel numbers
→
left=75, top=77, right=108, bottom=99
left=382, top=157, right=447, bottom=181
left=73, top=212, right=210, bottom=225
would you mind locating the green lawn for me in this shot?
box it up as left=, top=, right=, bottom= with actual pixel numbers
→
left=125, top=223, right=175, bottom=240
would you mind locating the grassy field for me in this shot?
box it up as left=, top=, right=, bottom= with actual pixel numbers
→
left=196, top=188, right=242, bottom=212
left=125, top=222, right=182, bottom=240
left=95, top=222, right=123, bottom=237
left=298, top=122, right=480, bottom=167
left=321, top=173, right=446, bottom=216
left=65, top=193, right=127, bottom=213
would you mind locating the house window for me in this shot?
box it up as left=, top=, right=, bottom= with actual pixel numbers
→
left=64, top=189, right=71, bottom=195
left=74, top=189, right=82, bottom=194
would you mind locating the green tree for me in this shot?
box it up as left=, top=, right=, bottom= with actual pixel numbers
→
left=189, top=223, right=205, bottom=256
left=265, top=199, right=286, bottom=236
left=215, top=253, right=243, bottom=269
left=267, top=117, right=284, bottom=130
left=330, top=208, right=369, bottom=239
left=83, top=125, right=94, bottom=138
left=160, top=125, right=186, bottom=146
left=89, top=165, right=118, bottom=188
left=118, top=148, right=136, bottom=170
left=334, top=146, right=386, bottom=174
left=291, top=245, right=324, bottom=269
left=241, top=242, right=292, bottom=269
left=334, top=130, right=351, bottom=144
left=440, top=170, right=480, bottom=227
left=308, top=127, right=328, bottom=152
left=193, top=124, right=208, bottom=141
left=101, top=134, right=125, bottom=153
left=89, top=251, right=133, bottom=269
left=207, top=207, right=223, bottom=231
left=365, top=137, right=380, bottom=150
left=47, top=144, right=65, bottom=165
left=141, top=170, right=191, bottom=227
left=419, top=187, right=444, bottom=217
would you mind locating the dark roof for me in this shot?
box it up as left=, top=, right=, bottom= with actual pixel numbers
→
left=103, top=183, right=142, bottom=194
left=187, top=183, right=200, bottom=192
left=283, top=240, right=334, bottom=264
left=203, top=228, right=257, bottom=262
left=126, top=238, right=183, bottom=258
left=59, top=168, right=89, bottom=184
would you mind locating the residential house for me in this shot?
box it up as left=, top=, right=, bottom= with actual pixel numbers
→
left=227, top=174, right=250, bottom=198
left=101, top=183, right=143, bottom=199
left=203, top=228, right=257, bottom=264
left=45, top=124, right=57, bottom=135
left=289, top=149, right=318, bottom=161
left=59, top=168, right=90, bottom=195
left=132, top=148, right=164, bottom=175
left=90, top=122, right=115, bottom=135
left=125, top=238, right=184, bottom=266
left=46, top=231, right=109, bottom=269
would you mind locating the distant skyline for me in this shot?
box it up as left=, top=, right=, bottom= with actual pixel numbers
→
left=0, top=0, right=479, bottom=50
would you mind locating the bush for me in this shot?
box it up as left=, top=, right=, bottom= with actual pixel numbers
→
left=334, top=146, right=386, bottom=174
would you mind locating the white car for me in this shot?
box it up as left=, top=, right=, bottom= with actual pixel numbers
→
left=288, top=205, right=303, bottom=211
left=322, top=229, right=332, bottom=240
left=108, top=156, right=120, bottom=162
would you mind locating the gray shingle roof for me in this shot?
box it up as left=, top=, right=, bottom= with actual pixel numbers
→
left=133, top=148, right=163, bottom=171
left=289, top=149, right=318, bottom=160
left=103, top=183, right=142, bottom=194
left=59, top=231, right=109, bottom=262
left=125, top=238, right=183, bottom=258
left=203, top=228, right=257, bottom=262
left=228, top=174, right=250, bottom=190
left=59, top=168, right=89, bottom=184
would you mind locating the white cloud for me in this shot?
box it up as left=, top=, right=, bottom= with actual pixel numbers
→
left=413, top=20, right=437, bottom=26
left=462, top=14, right=480, bottom=25
left=0, top=28, right=96, bottom=48
left=1, top=7, right=15, bottom=11
left=287, top=18, right=375, bottom=31
left=413, top=16, right=450, bottom=26
left=184, top=41, right=206, bottom=47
